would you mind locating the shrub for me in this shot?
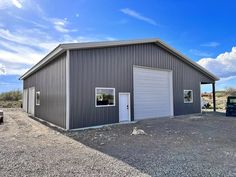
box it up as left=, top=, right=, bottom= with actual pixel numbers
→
left=225, top=87, right=236, bottom=96
left=0, top=90, right=22, bottom=101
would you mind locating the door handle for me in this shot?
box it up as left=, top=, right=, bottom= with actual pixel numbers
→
left=127, top=105, right=129, bottom=109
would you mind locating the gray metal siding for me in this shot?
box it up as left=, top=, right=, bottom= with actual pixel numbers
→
left=69, top=43, right=214, bottom=129
left=23, top=53, right=66, bottom=128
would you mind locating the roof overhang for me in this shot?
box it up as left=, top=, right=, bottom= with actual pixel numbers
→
left=19, top=45, right=65, bottom=80
left=19, top=38, right=219, bottom=81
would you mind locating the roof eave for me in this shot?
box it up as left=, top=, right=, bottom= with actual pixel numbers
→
left=155, top=40, right=219, bottom=81
left=19, top=45, right=65, bottom=80
left=19, top=38, right=219, bottom=81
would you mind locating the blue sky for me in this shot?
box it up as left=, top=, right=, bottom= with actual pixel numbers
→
left=0, top=0, right=236, bottom=93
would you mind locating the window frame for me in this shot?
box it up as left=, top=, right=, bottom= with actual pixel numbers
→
left=36, top=91, right=40, bottom=106
left=183, top=90, right=193, bottom=103
left=95, top=87, right=116, bottom=107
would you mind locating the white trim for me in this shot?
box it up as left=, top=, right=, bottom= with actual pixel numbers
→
left=119, top=92, right=131, bottom=122
left=20, top=46, right=64, bottom=80
left=155, top=39, right=219, bottom=80
left=95, top=87, right=116, bottom=107
left=66, top=50, right=70, bottom=130
left=133, top=65, right=173, bottom=72
left=184, top=90, right=193, bottom=103
left=169, top=71, right=174, bottom=116
left=35, top=91, right=40, bottom=106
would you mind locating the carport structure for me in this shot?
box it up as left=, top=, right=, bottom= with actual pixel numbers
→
left=201, top=82, right=217, bottom=112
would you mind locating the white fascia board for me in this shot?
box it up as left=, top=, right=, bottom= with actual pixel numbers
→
left=60, top=38, right=160, bottom=50
left=155, top=39, right=219, bottom=81
left=65, top=50, right=70, bottom=130
left=19, top=45, right=65, bottom=80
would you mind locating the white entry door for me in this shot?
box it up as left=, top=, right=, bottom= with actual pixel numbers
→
left=23, top=89, right=28, bottom=112
left=119, top=93, right=131, bottom=122
left=28, top=87, right=35, bottom=116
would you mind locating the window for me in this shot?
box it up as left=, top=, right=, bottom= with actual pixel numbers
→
left=36, top=91, right=40, bottom=106
left=184, top=90, right=193, bottom=103
left=95, top=88, right=115, bottom=107
left=229, top=97, right=236, bottom=104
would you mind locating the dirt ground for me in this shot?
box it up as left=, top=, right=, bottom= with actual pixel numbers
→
left=1, top=109, right=236, bottom=177
left=0, top=109, right=149, bottom=177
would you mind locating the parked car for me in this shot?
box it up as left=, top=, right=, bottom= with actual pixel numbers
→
left=226, top=96, right=236, bottom=116
left=0, top=110, right=3, bottom=124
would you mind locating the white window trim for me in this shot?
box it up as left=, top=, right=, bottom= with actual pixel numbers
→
left=36, top=91, right=40, bottom=106
left=184, top=90, right=193, bottom=103
left=95, top=87, right=116, bottom=107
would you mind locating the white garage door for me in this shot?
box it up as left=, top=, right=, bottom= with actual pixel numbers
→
left=28, top=87, right=35, bottom=116
left=23, top=89, right=28, bottom=112
left=133, top=67, right=173, bottom=120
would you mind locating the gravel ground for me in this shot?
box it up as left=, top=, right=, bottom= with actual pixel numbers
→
left=0, top=109, right=149, bottom=177
left=1, top=109, right=236, bottom=177
left=67, top=112, right=236, bottom=177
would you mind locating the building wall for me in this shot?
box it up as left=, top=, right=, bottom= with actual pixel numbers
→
left=69, top=43, right=214, bottom=129
left=23, top=53, right=67, bottom=128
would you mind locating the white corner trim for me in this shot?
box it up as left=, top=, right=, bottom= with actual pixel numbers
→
left=169, top=71, right=174, bottom=116
left=66, top=50, right=70, bottom=130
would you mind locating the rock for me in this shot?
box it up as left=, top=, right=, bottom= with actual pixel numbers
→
left=131, top=127, right=147, bottom=135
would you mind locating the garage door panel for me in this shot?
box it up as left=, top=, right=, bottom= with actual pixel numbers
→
left=134, top=67, right=173, bottom=120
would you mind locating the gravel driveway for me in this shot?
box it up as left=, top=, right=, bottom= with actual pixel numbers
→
left=0, top=109, right=148, bottom=177
left=67, top=112, right=236, bottom=177
left=1, top=109, right=236, bottom=177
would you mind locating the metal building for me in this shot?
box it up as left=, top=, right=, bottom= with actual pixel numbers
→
left=20, top=39, right=219, bottom=130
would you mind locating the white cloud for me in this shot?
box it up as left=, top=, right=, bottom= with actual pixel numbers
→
left=198, top=47, right=236, bottom=78
left=0, top=0, right=23, bottom=9
left=0, top=0, right=12, bottom=9
left=190, top=49, right=212, bottom=57
left=6, top=66, right=29, bottom=75
left=0, top=28, right=58, bottom=50
left=47, top=18, right=78, bottom=33
left=120, top=8, right=157, bottom=26
left=12, top=0, right=22, bottom=8
left=0, top=63, right=6, bottom=75
left=0, top=28, right=58, bottom=75
left=0, top=27, right=115, bottom=75
left=200, top=42, right=220, bottom=47
left=0, top=62, right=29, bottom=75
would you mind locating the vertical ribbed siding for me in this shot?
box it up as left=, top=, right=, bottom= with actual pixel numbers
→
left=69, top=43, right=214, bottom=129
left=23, top=53, right=66, bottom=128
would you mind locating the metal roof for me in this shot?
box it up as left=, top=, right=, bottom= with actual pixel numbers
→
left=19, top=38, right=219, bottom=81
